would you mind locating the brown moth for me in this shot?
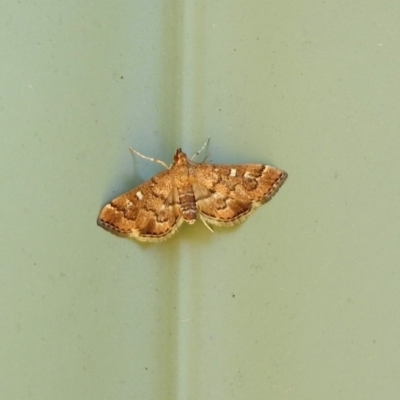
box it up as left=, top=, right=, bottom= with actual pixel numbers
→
left=97, top=140, right=287, bottom=242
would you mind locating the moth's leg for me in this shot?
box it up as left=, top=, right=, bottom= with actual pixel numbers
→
left=190, top=137, right=211, bottom=161
left=199, top=214, right=214, bottom=233
left=129, top=147, right=170, bottom=170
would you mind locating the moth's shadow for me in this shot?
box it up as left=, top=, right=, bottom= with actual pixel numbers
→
left=179, top=220, right=241, bottom=244
left=127, top=220, right=241, bottom=249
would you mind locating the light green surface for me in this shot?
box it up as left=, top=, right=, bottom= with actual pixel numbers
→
left=2, top=1, right=400, bottom=399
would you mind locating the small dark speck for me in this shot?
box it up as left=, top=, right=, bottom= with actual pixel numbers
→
left=232, top=294, right=235, bottom=298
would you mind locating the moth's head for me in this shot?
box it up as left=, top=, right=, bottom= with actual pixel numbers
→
left=173, top=148, right=189, bottom=165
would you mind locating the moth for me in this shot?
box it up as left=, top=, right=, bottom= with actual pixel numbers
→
left=97, top=139, right=287, bottom=242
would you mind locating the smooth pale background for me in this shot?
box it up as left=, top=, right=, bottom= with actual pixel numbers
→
left=1, top=1, right=399, bottom=399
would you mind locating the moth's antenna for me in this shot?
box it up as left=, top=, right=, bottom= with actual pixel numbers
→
left=129, top=147, right=170, bottom=170
left=191, top=137, right=211, bottom=161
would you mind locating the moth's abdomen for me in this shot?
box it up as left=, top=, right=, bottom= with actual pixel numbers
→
left=179, top=189, right=197, bottom=223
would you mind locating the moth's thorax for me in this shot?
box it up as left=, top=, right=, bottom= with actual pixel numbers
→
left=173, top=149, right=189, bottom=166
left=171, top=149, right=194, bottom=182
